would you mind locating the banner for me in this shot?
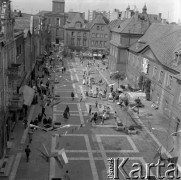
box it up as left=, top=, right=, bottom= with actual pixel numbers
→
left=22, top=85, right=35, bottom=106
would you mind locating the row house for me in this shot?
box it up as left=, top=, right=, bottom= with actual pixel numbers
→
left=87, top=14, right=110, bottom=54
left=0, top=0, right=16, bottom=158
left=109, top=5, right=162, bottom=73
left=128, top=23, right=181, bottom=170
left=64, top=12, right=89, bottom=52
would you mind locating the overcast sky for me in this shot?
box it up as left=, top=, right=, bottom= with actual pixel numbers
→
left=11, top=0, right=181, bottom=22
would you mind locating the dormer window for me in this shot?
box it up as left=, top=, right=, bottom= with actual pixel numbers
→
left=174, top=52, right=181, bottom=65
left=75, top=22, right=82, bottom=29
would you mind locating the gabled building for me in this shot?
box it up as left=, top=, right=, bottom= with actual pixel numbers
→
left=128, top=24, right=181, bottom=169
left=87, top=14, right=110, bottom=54
left=64, top=12, right=89, bottom=51
left=109, top=5, right=162, bottom=73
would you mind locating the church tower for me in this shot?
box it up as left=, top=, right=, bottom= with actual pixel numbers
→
left=142, top=4, right=147, bottom=14
left=52, top=0, right=65, bottom=13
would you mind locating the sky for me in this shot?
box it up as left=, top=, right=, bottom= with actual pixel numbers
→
left=11, top=0, right=181, bottom=23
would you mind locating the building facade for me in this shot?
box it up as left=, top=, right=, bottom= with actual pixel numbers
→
left=44, top=0, right=67, bottom=44
left=87, top=14, right=110, bottom=54
left=128, top=23, right=181, bottom=169
left=109, top=5, right=162, bottom=73
left=64, top=13, right=89, bottom=51
left=88, top=10, right=111, bottom=22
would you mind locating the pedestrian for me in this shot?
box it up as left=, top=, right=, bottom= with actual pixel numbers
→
left=63, top=170, right=70, bottom=180
left=41, top=105, right=46, bottom=118
left=80, top=93, right=83, bottom=102
left=23, top=118, right=28, bottom=129
left=114, top=111, right=117, bottom=123
left=95, top=101, right=98, bottom=108
left=65, top=105, right=70, bottom=118
left=89, top=105, right=92, bottom=115
left=25, top=145, right=31, bottom=162
left=94, top=112, right=98, bottom=124
left=71, top=92, right=75, bottom=101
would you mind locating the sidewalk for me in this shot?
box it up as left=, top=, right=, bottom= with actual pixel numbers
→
left=6, top=65, right=55, bottom=180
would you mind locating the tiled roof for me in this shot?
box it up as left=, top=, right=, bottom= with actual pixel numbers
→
left=87, top=14, right=108, bottom=30
left=112, top=14, right=150, bottom=34
left=129, top=23, right=181, bottom=70
left=36, top=11, right=50, bottom=16
left=108, top=19, right=124, bottom=31
left=64, top=13, right=86, bottom=29
left=150, top=30, right=181, bottom=69
left=129, top=23, right=181, bottom=52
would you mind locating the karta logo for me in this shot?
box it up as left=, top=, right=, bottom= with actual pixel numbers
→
left=107, top=158, right=180, bottom=179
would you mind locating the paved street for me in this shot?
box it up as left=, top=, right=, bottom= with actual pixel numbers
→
left=7, top=56, right=180, bottom=180
left=48, top=57, right=165, bottom=180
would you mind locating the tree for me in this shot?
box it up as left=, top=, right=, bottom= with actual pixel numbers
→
left=113, top=72, right=126, bottom=87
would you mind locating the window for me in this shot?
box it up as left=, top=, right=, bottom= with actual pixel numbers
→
left=100, top=41, right=102, bottom=47
left=56, top=18, right=60, bottom=26
left=92, top=33, right=95, bottom=38
left=95, top=41, right=98, bottom=46
left=167, top=75, right=173, bottom=89
left=56, top=38, right=59, bottom=44
left=104, top=41, right=107, bottom=47
left=97, top=26, right=99, bottom=30
left=71, top=38, right=75, bottom=45
left=76, top=22, right=82, bottom=28
left=16, top=47, right=19, bottom=56
left=153, top=66, right=158, bottom=79
left=77, top=32, right=81, bottom=37
left=83, top=32, right=87, bottom=37
left=92, top=41, right=94, bottom=46
left=83, top=39, right=87, bottom=46
left=96, top=33, right=100, bottom=38
left=72, top=32, right=75, bottom=36
left=159, top=71, right=164, bottom=83
left=174, top=52, right=181, bottom=66
left=104, top=34, right=108, bottom=38
left=100, top=34, right=103, bottom=38
left=101, top=26, right=104, bottom=31
left=77, top=38, right=80, bottom=46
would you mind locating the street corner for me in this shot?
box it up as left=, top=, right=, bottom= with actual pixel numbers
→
left=96, top=135, right=139, bottom=153
left=54, top=134, right=88, bottom=151
left=54, top=160, right=94, bottom=180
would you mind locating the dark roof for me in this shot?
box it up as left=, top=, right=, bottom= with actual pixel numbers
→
left=86, top=14, right=108, bottom=30
left=112, top=14, right=150, bottom=34
left=108, top=19, right=124, bottom=30
left=36, top=11, right=50, bottom=16
left=129, top=23, right=181, bottom=52
left=129, top=23, right=181, bottom=70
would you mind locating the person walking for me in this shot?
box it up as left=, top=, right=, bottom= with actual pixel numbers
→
left=65, top=105, right=70, bottom=118
left=63, top=170, right=70, bottom=180
left=71, top=92, right=75, bottom=101
left=25, top=145, right=31, bottom=162
left=41, top=104, right=46, bottom=118
left=28, top=129, right=33, bottom=144
left=80, top=93, right=83, bottom=102
left=89, top=105, right=92, bottom=115
left=95, top=101, right=98, bottom=108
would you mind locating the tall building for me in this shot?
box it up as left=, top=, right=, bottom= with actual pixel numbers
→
left=44, top=0, right=67, bottom=44
left=88, top=10, right=111, bottom=22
